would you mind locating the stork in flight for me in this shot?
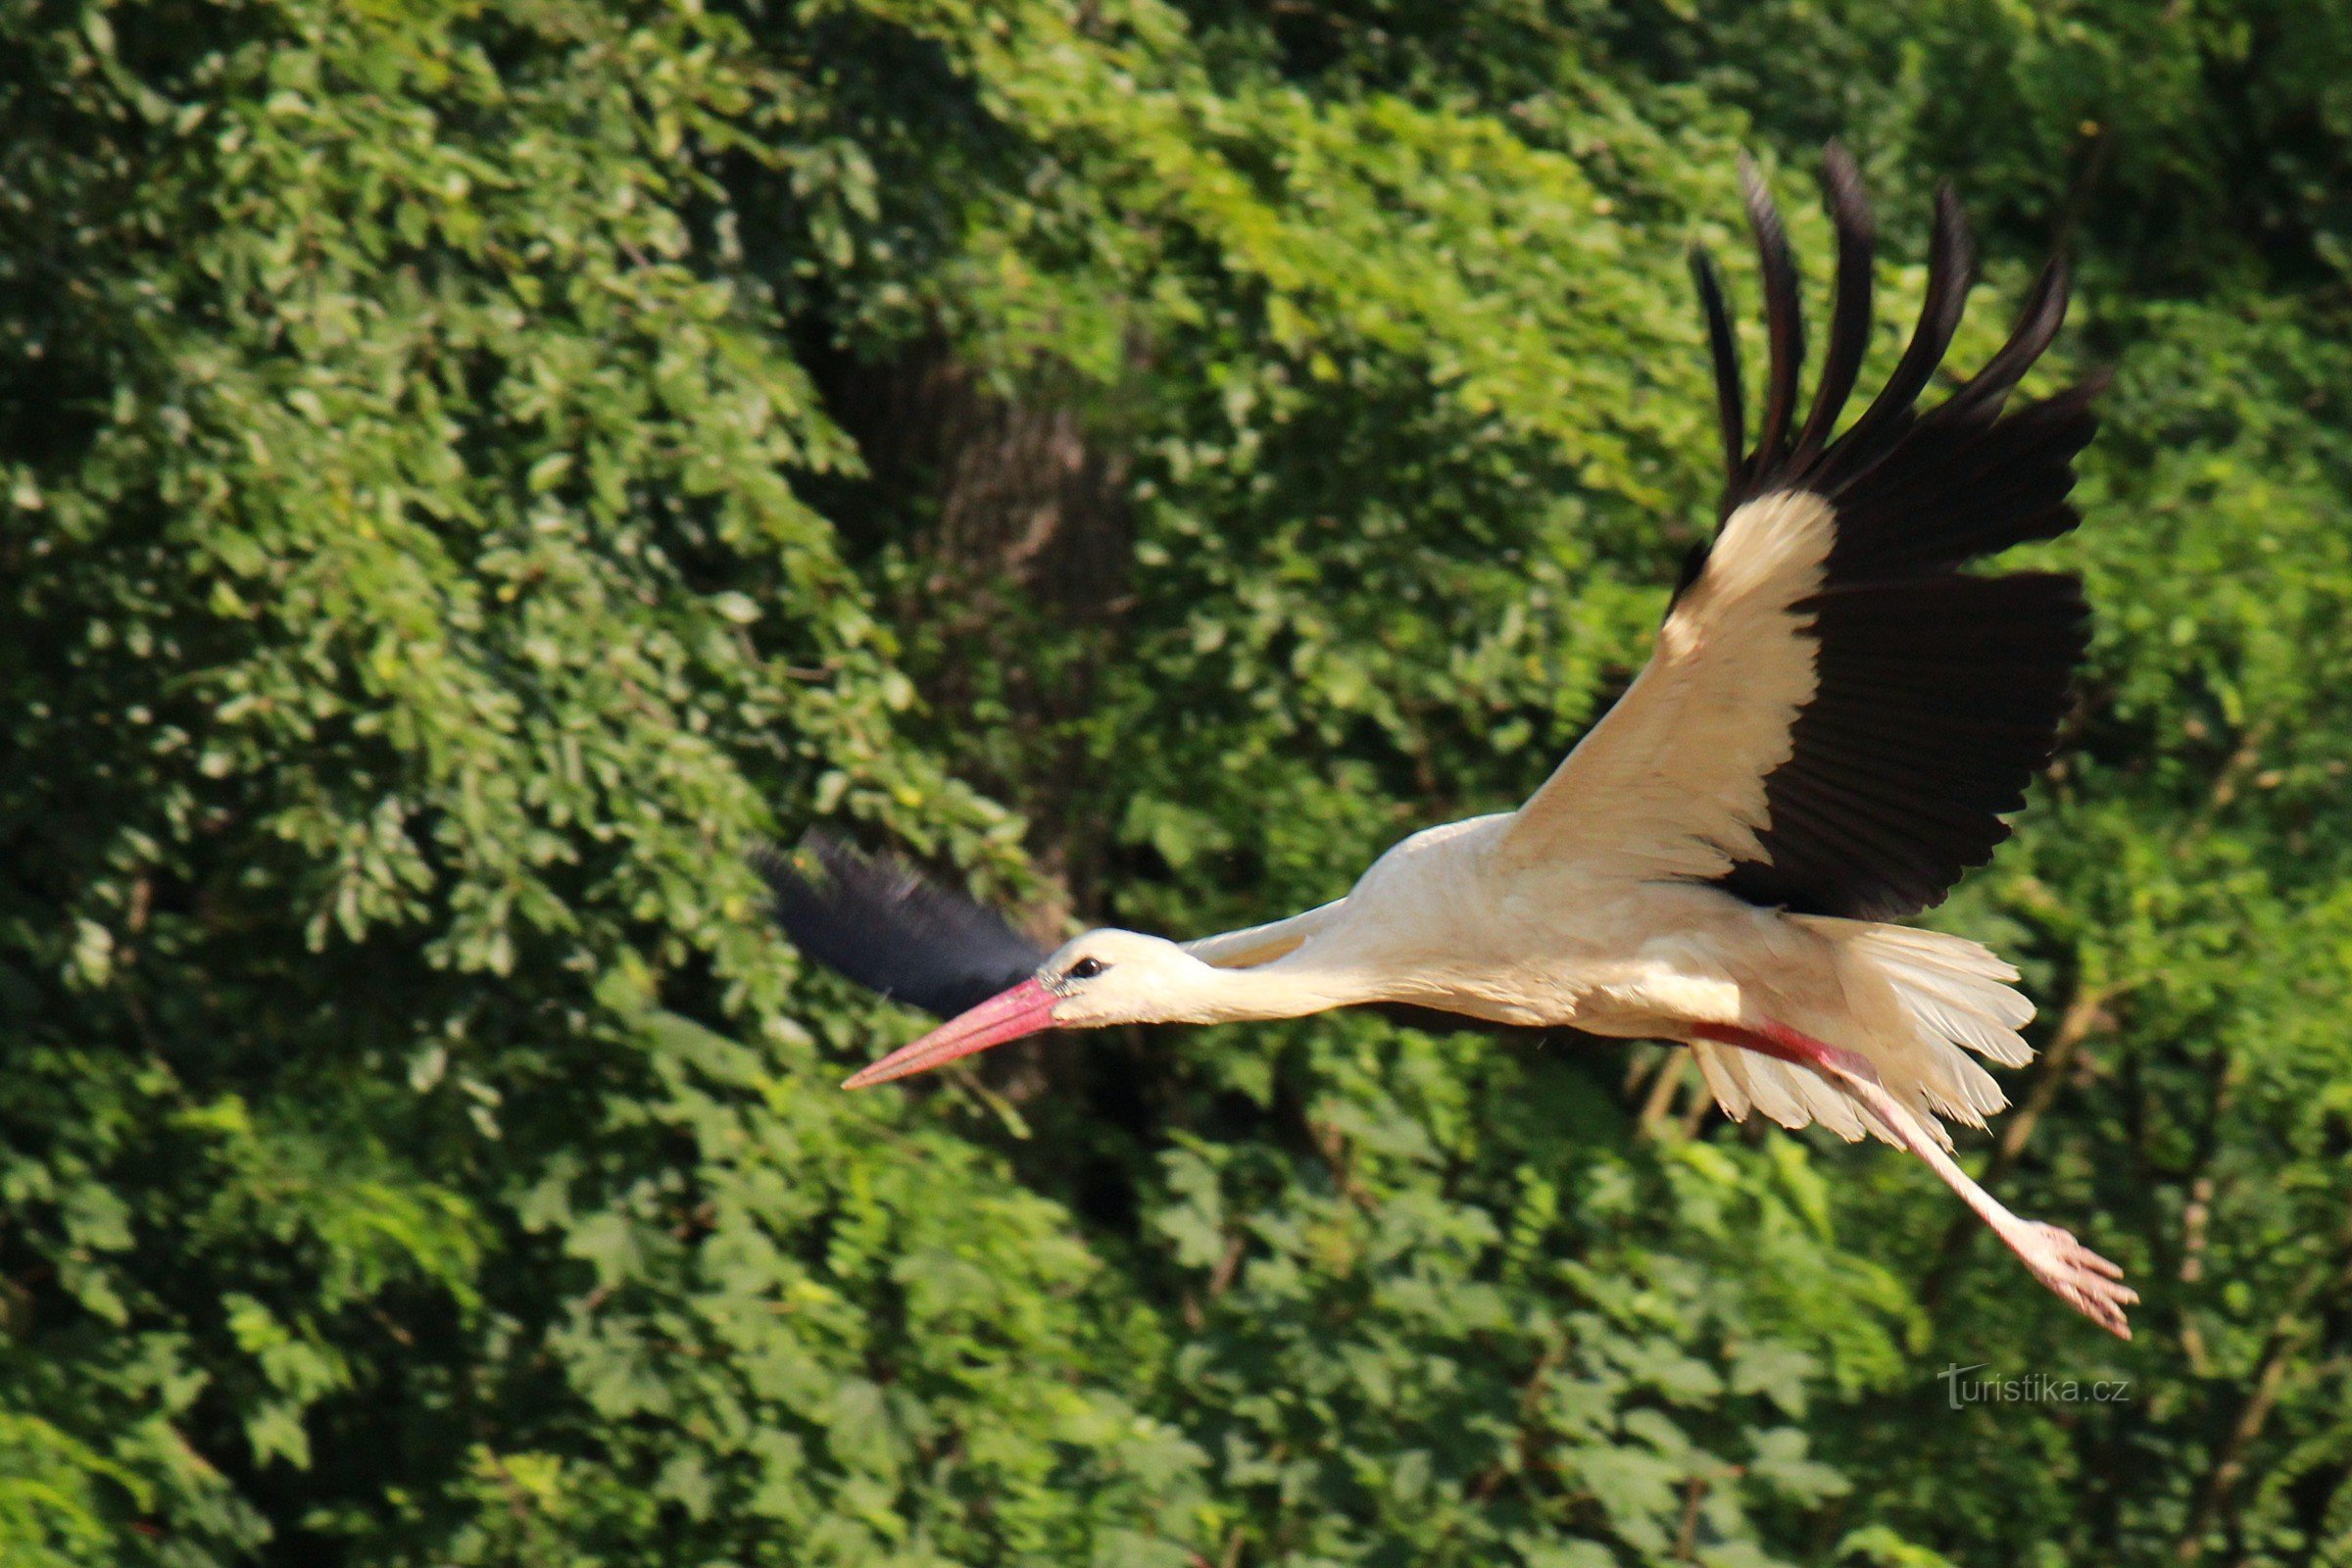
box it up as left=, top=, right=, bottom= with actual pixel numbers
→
left=765, top=148, right=2135, bottom=1337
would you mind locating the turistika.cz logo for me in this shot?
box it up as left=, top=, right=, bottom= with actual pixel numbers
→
left=1937, top=1363, right=2133, bottom=1410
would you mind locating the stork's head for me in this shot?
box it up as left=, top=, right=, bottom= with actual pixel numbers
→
left=840, top=928, right=1204, bottom=1089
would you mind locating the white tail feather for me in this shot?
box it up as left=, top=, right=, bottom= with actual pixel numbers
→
left=1689, top=919, right=2036, bottom=1152
left=1690, top=1040, right=1872, bottom=1143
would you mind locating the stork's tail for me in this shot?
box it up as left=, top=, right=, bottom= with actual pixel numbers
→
left=1689, top=920, right=2035, bottom=1150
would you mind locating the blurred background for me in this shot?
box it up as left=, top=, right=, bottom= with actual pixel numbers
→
left=3, top=1, right=2350, bottom=1563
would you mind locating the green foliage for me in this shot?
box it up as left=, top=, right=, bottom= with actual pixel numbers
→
left=0, top=1, right=2347, bottom=1565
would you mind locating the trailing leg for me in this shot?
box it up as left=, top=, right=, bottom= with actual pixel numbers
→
left=1690, top=1019, right=2136, bottom=1339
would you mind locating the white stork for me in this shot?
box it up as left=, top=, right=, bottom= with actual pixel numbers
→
left=765, top=147, right=2135, bottom=1336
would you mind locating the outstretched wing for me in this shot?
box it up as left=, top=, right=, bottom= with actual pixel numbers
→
left=757, top=832, right=1049, bottom=1017
left=1494, top=146, right=2096, bottom=920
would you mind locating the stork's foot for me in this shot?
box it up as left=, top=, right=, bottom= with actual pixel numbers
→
left=2007, top=1221, right=2136, bottom=1340
left=1691, top=1018, right=2140, bottom=1339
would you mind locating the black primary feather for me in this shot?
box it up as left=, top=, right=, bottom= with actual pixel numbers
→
left=1690, top=246, right=1745, bottom=510
left=1788, top=141, right=1873, bottom=467
left=757, top=831, right=1048, bottom=1017
left=1792, top=182, right=1974, bottom=498
left=1740, top=153, right=1806, bottom=481
left=1684, top=151, right=2099, bottom=921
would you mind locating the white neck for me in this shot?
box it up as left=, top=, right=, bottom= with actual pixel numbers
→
left=1158, top=953, right=1383, bottom=1025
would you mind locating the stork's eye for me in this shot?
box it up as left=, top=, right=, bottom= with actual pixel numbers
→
left=1067, top=957, right=1107, bottom=981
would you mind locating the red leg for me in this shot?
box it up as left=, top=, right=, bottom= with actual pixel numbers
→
left=1690, top=1020, right=2136, bottom=1339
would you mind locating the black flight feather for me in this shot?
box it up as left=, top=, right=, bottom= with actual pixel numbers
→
left=1826, top=183, right=1973, bottom=484
left=1740, top=154, right=1806, bottom=483
left=758, top=831, right=1048, bottom=1018
left=1690, top=246, right=1745, bottom=509
left=1789, top=142, right=1874, bottom=467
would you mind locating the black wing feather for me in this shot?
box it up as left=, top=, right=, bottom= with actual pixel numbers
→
left=757, top=832, right=1048, bottom=1017
left=1739, top=154, right=1806, bottom=482
left=1685, top=153, right=2099, bottom=921
left=1827, top=183, right=1974, bottom=485
left=1690, top=246, right=1745, bottom=510
left=1789, top=141, right=1874, bottom=467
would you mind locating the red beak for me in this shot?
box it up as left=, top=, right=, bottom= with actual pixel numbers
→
left=841, top=978, right=1061, bottom=1089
